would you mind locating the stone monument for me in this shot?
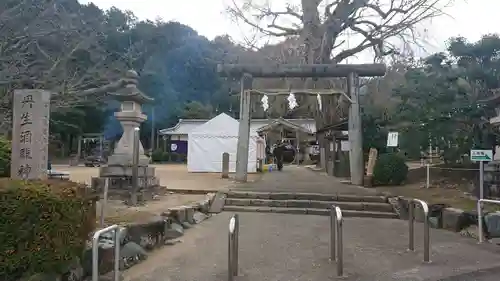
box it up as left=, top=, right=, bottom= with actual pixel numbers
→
left=98, top=70, right=158, bottom=197
left=11, top=90, right=52, bottom=180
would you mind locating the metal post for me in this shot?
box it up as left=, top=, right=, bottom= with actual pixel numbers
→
left=480, top=161, right=484, bottom=200
left=228, top=214, right=239, bottom=281
left=408, top=202, right=414, bottom=251
left=477, top=199, right=500, bottom=243
left=99, top=178, right=109, bottom=228
left=233, top=214, right=239, bottom=276
left=113, top=227, right=120, bottom=281
left=408, top=199, right=430, bottom=262
left=330, top=207, right=336, bottom=260
left=92, top=225, right=120, bottom=281
left=478, top=200, right=484, bottom=243
left=426, top=164, right=430, bottom=189
left=337, top=217, right=343, bottom=276
left=131, top=127, right=140, bottom=205
left=330, top=205, right=343, bottom=276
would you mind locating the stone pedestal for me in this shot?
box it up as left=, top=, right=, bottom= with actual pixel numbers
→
left=107, top=111, right=150, bottom=166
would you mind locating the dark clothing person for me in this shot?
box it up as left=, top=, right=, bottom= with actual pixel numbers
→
left=273, top=143, right=285, bottom=171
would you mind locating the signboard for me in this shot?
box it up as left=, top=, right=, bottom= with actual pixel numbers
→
left=470, top=149, right=493, bottom=162
left=387, top=132, right=399, bottom=147
left=340, top=140, right=350, bottom=151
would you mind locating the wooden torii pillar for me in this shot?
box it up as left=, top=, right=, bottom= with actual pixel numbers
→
left=217, top=64, right=387, bottom=184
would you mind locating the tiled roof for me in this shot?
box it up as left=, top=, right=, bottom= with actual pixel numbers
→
left=159, top=118, right=317, bottom=135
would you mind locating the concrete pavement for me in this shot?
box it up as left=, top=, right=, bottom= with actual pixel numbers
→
left=123, top=166, right=500, bottom=281
left=231, top=165, right=378, bottom=195
left=125, top=212, right=500, bottom=281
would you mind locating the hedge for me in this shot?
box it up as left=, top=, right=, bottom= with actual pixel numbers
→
left=151, top=149, right=186, bottom=163
left=0, top=179, right=97, bottom=281
left=0, top=136, right=10, bottom=177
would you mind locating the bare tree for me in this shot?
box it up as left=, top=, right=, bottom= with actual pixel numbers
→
left=0, top=0, right=140, bottom=135
left=227, top=0, right=455, bottom=128
left=227, top=0, right=455, bottom=64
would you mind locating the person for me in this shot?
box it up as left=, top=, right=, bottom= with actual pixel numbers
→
left=273, top=140, right=285, bottom=171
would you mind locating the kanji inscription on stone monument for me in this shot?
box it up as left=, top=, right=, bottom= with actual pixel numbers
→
left=11, top=90, right=52, bottom=179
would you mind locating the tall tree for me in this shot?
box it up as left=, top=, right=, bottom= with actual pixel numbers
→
left=227, top=0, right=455, bottom=128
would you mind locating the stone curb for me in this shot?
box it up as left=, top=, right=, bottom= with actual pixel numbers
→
left=386, top=195, right=500, bottom=242
left=55, top=192, right=217, bottom=281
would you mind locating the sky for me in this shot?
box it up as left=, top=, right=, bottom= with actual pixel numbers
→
left=79, top=0, right=499, bottom=61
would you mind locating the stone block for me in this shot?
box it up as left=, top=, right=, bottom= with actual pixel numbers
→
left=442, top=208, right=465, bottom=232
left=193, top=211, right=208, bottom=224
left=199, top=199, right=211, bottom=213
left=169, top=207, right=187, bottom=223
left=485, top=211, right=500, bottom=238
left=164, top=222, right=184, bottom=240
left=120, top=241, right=148, bottom=269
left=269, top=193, right=291, bottom=200
left=126, top=216, right=166, bottom=247
left=185, top=207, right=196, bottom=224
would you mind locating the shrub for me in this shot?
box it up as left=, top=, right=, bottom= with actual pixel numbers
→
left=151, top=149, right=164, bottom=162
left=170, top=152, right=179, bottom=162
left=0, top=179, right=97, bottom=280
left=373, top=153, right=409, bottom=186
left=0, top=136, right=10, bottom=177
left=178, top=153, right=187, bottom=163
left=151, top=150, right=171, bottom=162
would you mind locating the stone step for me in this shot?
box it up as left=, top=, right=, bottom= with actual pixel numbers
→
left=225, top=198, right=394, bottom=213
left=222, top=205, right=399, bottom=219
left=226, top=191, right=388, bottom=203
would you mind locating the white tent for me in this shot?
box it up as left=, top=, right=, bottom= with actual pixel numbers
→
left=187, top=113, right=259, bottom=173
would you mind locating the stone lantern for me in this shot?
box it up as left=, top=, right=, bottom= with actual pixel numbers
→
left=99, top=70, right=156, bottom=187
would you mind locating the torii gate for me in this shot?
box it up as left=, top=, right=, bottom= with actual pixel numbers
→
left=217, top=64, right=387, bottom=185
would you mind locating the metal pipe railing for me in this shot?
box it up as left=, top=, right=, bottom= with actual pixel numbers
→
left=228, top=214, right=240, bottom=281
left=92, top=224, right=121, bottom=281
left=478, top=199, right=500, bottom=243
left=330, top=205, right=343, bottom=276
left=408, top=199, right=430, bottom=262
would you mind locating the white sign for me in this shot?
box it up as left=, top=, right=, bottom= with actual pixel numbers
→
left=341, top=140, right=350, bottom=151
left=170, top=143, right=178, bottom=151
left=470, top=149, right=493, bottom=162
left=387, top=132, right=399, bottom=147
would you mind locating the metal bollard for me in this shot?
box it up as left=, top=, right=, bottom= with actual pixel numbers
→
left=330, top=205, right=343, bottom=276
left=478, top=199, right=500, bottom=243
left=92, top=225, right=121, bottom=281
left=408, top=199, right=430, bottom=262
left=228, top=214, right=239, bottom=281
